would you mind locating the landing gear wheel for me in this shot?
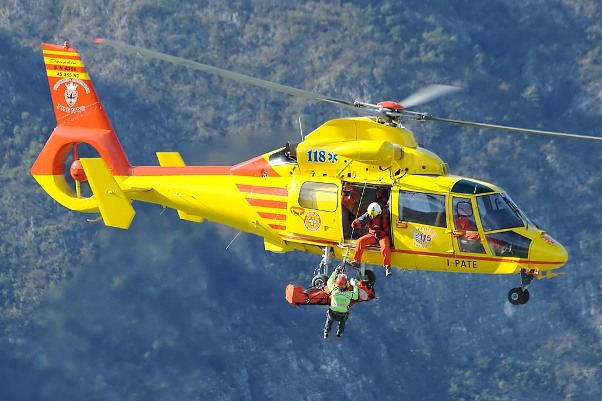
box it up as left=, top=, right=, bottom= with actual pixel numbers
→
left=364, top=269, right=376, bottom=286
left=507, top=287, right=530, bottom=305
left=311, top=274, right=329, bottom=288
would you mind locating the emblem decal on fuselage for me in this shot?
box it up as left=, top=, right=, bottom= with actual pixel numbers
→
left=304, top=211, right=321, bottom=231
left=412, top=227, right=436, bottom=248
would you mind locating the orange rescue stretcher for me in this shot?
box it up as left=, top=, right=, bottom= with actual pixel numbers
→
left=285, top=270, right=377, bottom=307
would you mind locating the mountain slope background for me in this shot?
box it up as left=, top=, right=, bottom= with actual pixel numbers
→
left=1, top=1, right=601, bottom=400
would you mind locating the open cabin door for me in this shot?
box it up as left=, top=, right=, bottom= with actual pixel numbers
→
left=286, top=178, right=343, bottom=243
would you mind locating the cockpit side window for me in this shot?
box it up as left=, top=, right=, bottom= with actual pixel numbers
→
left=453, top=198, right=477, bottom=231
left=452, top=197, right=485, bottom=254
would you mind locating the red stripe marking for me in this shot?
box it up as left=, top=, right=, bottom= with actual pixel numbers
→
left=269, top=224, right=286, bottom=230
left=258, top=212, right=286, bottom=220
left=272, top=240, right=563, bottom=266
left=246, top=198, right=287, bottom=209
left=44, top=63, right=87, bottom=72
left=230, top=155, right=280, bottom=177
left=390, top=248, right=563, bottom=265
left=130, top=166, right=232, bottom=176
left=236, top=184, right=288, bottom=196
left=390, top=248, right=519, bottom=262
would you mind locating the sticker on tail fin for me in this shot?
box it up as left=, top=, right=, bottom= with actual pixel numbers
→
left=42, top=41, right=111, bottom=130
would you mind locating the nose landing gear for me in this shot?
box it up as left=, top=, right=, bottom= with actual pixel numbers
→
left=507, top=268, right=539, bottom=305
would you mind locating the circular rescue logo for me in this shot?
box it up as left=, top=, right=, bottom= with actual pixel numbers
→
left=304, top=212, right=321, bottom=231
left=411, top=227, right=436, bottom=249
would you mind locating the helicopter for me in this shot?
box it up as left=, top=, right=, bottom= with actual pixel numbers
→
left=32, top=39, right=601, bottom=306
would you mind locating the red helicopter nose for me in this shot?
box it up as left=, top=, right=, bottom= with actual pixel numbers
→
left=70, top=159, right=87, bottom=182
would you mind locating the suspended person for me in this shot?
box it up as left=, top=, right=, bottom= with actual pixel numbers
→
left=350, top=202, right=392, bottom=276
left=324, top=267, right=359, bottom=340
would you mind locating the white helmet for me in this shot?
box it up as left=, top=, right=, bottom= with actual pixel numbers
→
left=367, top=202, right=382, bottom=218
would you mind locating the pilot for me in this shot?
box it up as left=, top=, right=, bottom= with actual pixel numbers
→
left=324, top=266, right=359, bottom=340
left=342, top=183, right=359, bottom=216
left=350, top=202, right=392, bottom=276
left=455, top=202, right=479, bottom=236
left=454, top=202, right=490, bottom=253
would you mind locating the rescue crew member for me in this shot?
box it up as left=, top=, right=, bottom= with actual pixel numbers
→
left=455, top=202, right=479, bottom=237
left=454, top=201, right=502, bottom=254
left=342, top=183, right=360, bottom=216
left=375, top=187, right=389, bottom=209
left=324, top=266, right=359, bottom=340
left=350, top=202, right=392, bottom=276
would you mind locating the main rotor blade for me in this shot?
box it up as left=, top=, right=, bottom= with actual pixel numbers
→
left=399, top=84, right=460, bottom=109
left=409, top=112, right=602, bottom=141
left=93, top=38, right=354, bottom=108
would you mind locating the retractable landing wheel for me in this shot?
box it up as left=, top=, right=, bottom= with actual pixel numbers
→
left=507, top=287, right=530, bottom=305
left=363, top=269, right=376, bottom=286
left=311, top=246, right=334, bottom=288
left=507, top=268, right=538, bottom=305
left=311, top=274, right=329, bottom=288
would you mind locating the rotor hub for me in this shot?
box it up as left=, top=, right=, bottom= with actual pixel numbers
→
left=70, top=159, right=87, bottom=182
left=377, top=101, right=404, bottom=111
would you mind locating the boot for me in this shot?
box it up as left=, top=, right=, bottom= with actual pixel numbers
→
left=384, top=265, right=392, bottom=276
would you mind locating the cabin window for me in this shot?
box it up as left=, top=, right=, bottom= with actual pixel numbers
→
left=298, top=182, right=338, bottom=212
left=398, top=191, right=446, bottom=227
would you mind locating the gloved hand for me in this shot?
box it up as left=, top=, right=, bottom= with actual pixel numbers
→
left=349, top=278, right=357, bottom=286
left=351, top=219, right=361, bottom=229
left=335, top=266, right=344, bottom=274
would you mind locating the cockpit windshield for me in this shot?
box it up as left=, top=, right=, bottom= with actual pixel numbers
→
left=476, top=193, right=524, bottom=231
left=503, top=193, right=538, bottom=229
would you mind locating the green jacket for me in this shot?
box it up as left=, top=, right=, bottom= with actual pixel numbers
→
left=327, top=270, right=359, bottom=313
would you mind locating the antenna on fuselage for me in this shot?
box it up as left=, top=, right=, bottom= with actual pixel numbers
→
left=226, top=231, right=242, bottom=250
left=298, top=115, right=304, bottom=141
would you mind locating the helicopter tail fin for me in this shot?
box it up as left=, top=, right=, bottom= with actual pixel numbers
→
left=31, top=42, right=131, bottom=218
left=42, top=41, right=114, bottom=130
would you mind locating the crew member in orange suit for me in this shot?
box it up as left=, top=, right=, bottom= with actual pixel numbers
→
left=350, top=202, right=392, bottom=276
left=454, top=201, right=501, bottom=253
left=454, top=202, right=480, bottom=239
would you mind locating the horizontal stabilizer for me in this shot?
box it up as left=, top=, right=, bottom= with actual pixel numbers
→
left=80, top=158, right=135, bottom=229
left=156, top=151, right=186, bottom=166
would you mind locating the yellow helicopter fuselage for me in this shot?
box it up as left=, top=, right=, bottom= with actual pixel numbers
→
left=32, top=42, right=567, bottom=288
